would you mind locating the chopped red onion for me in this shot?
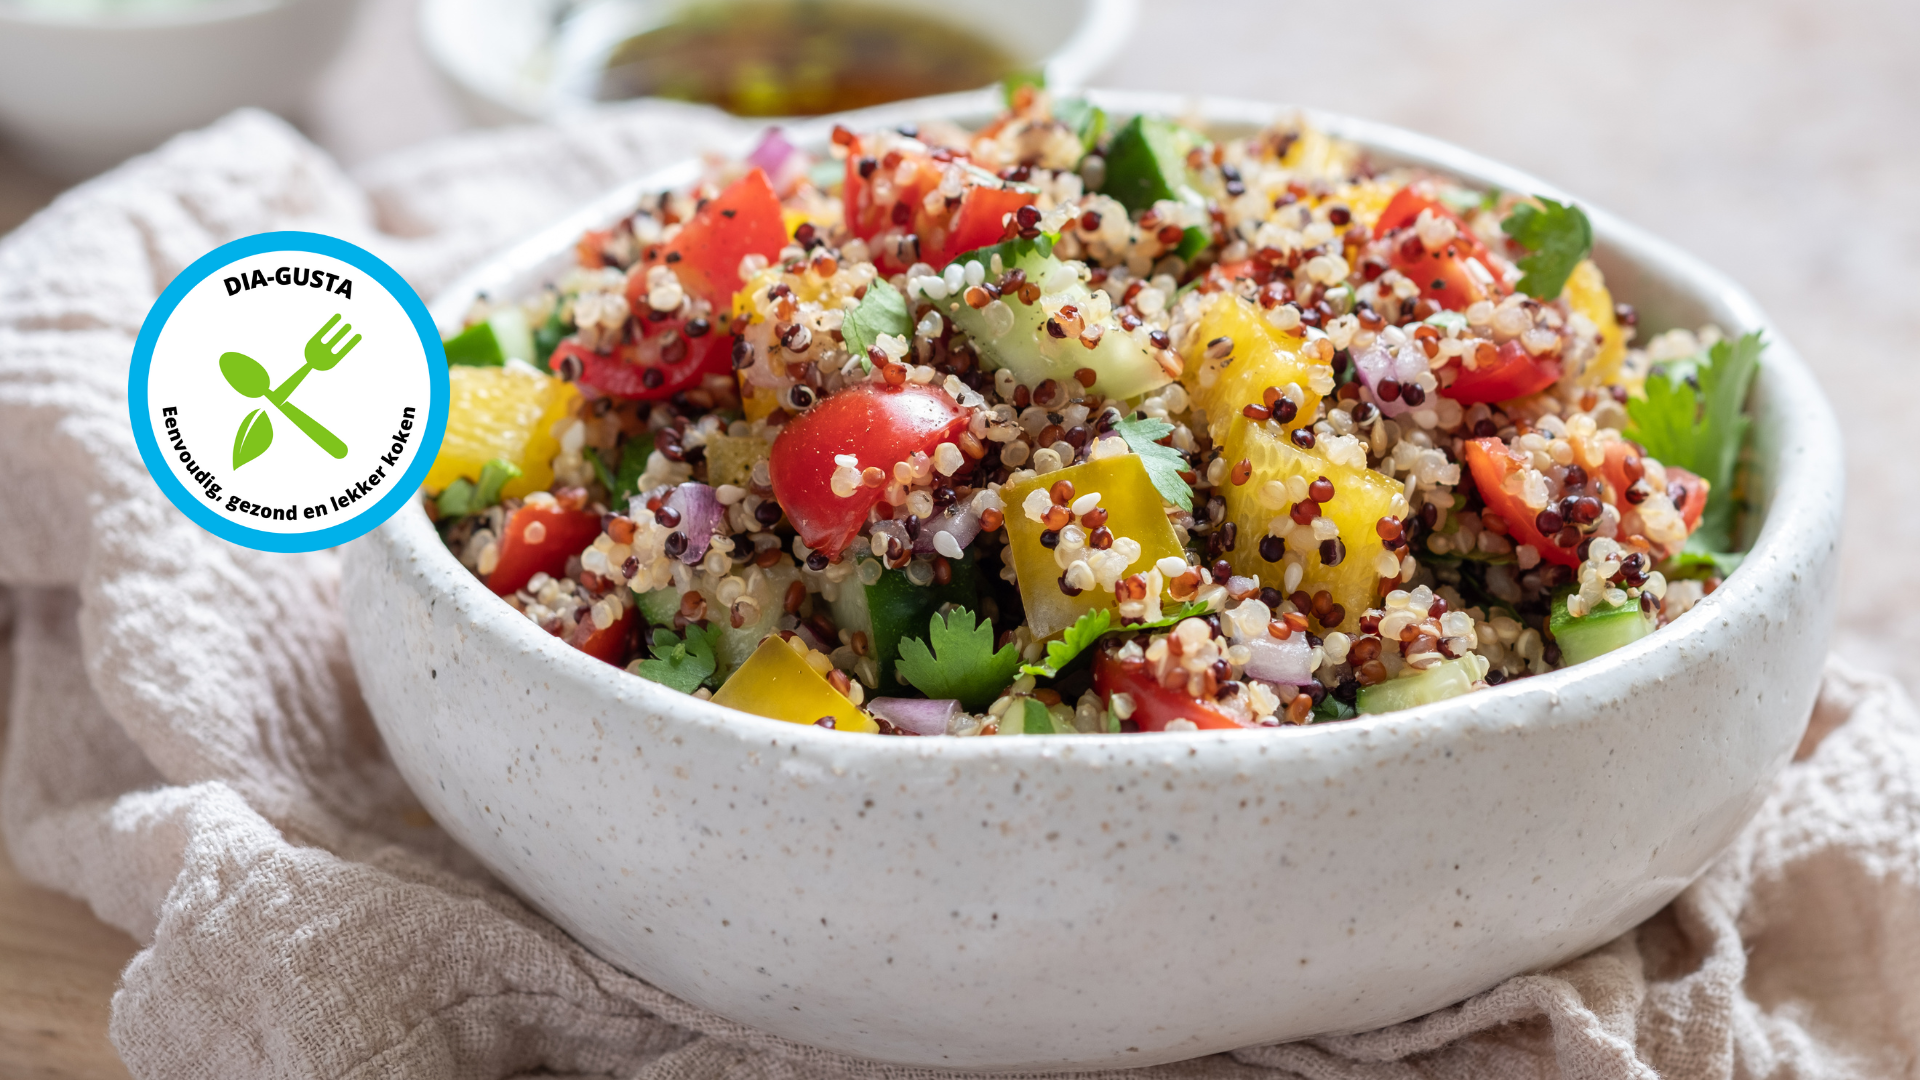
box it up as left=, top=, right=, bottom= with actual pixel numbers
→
left=1350, top=342, right=1429, bottom=418
left=746, top=128, right=804, bottom=189
left=1243, top=634, right=1316, bottom=685
left=869, top=519, right=911, bottom=561
left=664, top=482, right=724, bottom=564
left=792, top=625, right=833, bottom=654
left=868, top=697, right=960, bottom=737
left=913, top=503, right=982, bottom=557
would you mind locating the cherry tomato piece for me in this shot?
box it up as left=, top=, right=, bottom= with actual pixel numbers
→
left=664, top=167, right=788, bottom=311
left=554, top=325, right=730, bottom=402
left=1374, top=188, right=1507, bottom=312
left=566, top=606, right=634, bottom=666
left=1093, top=649, right=1247, bottom=731
left=1442, top=339, right=1561, bottom=405
left=1596, top=442, right=1708, bottom=535
left=1598, top=441, right=1642, bottom=510
left=1463, top=437, right=1580, bottom=568
left=928, top=184, right=1031, bottom=266
left=488, top=503, right=606, bottom=595
left=767, top=383, right=969, bottom=560
left=843, top=138, right=1033, bottom=272
left=1665, top=466, right=1709, bottom=532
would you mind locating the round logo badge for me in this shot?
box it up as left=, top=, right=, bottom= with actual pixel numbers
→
left=129, top=232, right=448, bottom=552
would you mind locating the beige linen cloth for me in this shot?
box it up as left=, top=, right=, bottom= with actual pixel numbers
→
left=2, top=106, right=1916, bottom=1080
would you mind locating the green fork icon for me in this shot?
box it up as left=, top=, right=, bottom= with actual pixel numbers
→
left=220, top=314, right=361, bottom=467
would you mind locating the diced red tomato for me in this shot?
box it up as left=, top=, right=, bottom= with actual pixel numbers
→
left=1595, top=442, right=1708, bottom=533
left=554, top=324, right=730, bottom=403
left=1374, top=188, right=1507, bottom=312
left=565, top=606, right=634, bottom=666
left=1442, top=339, right=1561, bottom=404
left=767, top=383, right=969, bottom=560
left=1597, top=441, right=1643, bottom=509
left=1093, top=650, right=1247, bottom=731
left=842, top=138, right=1034, bottom=272
left=663, top=168, right=788, bottom=311
left=1665, top=466, right=1708, bottom=532
left=929, top=184, right=1031, bottom=266
left=1463, top=437, right=1580, bottom=568
left=488, top=503, right=606, bottom=595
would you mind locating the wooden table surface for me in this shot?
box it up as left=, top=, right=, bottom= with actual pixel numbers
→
left=3, top=0, right=1916, bottom=1076
left=0, top=841, right=136, bottom=1080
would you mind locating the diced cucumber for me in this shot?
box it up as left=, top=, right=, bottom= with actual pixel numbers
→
left=1101, top=114, right=1207, bottom=215
left=532, top=309, right=567, bottom=372
left=931, top=237, right=1173, bottom=401
left=998, top=697, right=1070, bottom=735
left=444, top=307, right=535, bottom=368
left=829, top=555, right=980, bottom=694
left=1549, top=590, right=1655, bottom=666
left=1355, top=655, right=1490, bottom=715
left=712, top=560, right=802, bottom=679
left=635, top=587, right=680, bottom=627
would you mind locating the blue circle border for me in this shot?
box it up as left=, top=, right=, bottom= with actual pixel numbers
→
left=127, top=231, right=450, bottom=554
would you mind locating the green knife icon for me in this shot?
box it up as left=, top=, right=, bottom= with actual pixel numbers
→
left=219, top=314, right=360, bottom=467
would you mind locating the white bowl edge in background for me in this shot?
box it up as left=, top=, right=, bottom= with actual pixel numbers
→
left=0, top=0, right=360, bottom=178
left=421, top=0, right=1140, bottom=125
left=343, top=91, right=1843, bottom=1069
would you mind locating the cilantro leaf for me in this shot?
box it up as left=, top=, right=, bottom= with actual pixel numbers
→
left=1662, top=539, right=1745, bottom=581
left=1019, top=600, right=1213, bottom=679
left=841, top=279, right=913, bottom=362
left=1021, top=608, right=1112, bottom=678
left=1111, top=414, right=1194, bottom=511
left=1501, top=197, right=1592, bottom=299
left=632, top=624, right=719, bottom=694
left=1313, top=694, right=1358, bottom=723
left=435, top=458, right=522, bottom=518
left=589, top=433, right=654, bottom=505
left=1625, top=332, right=1762, bottom=552
left=895, top=608, right=1022, bottom=709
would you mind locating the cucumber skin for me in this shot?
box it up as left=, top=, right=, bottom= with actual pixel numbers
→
left=1355, top=655, right=1489, bottom=715
left=444, top=321, right=504, bottom=367
left=830, top=556, right=982, bottom=694
left=1549, top=594, right=1655, bottom=667
left=444, top=310, right=535, bottom=368
left=1102, top=115, right=1205, bottom=215
left=938, top=245, right=1171, bottom=401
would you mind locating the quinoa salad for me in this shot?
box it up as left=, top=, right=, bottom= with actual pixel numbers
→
left=426, top=88, right=1758, bottom=735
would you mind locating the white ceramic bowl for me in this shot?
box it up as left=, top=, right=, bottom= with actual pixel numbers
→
left=420, top=0, right=1139, bottom=125
left=343, top=90, right=1843, bottom=1070
left=0, top=0, right=359, bottom=178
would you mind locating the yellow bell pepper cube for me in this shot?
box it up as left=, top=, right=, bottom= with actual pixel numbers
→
left=1180, top=291, right=1323, bottom=442
left=426, top=365, right=577, bottom=499
left=1336, top=179, right=1401, bottom=233
left=703, top=433, right=770, bottom=488
left=1563, top=259, right=1627, bottom=388
left=1000, top=454, right=1185, bottom=639
left=710, top=635, right=877, bottom=733
left=1279, top=124, right=1357, bottom=179
left=1220, top=417, right=1401, bottom=633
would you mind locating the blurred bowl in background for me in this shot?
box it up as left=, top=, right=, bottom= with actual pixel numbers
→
left=421, top=0, right=1137, bottom=125
left=0, top=0, right=360, bottom=178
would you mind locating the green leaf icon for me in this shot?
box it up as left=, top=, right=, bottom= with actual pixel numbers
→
left=233, top=408, right=272, bottom=468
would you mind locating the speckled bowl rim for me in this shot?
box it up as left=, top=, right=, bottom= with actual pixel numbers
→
left=386, top=87, right=1842, bottom=760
